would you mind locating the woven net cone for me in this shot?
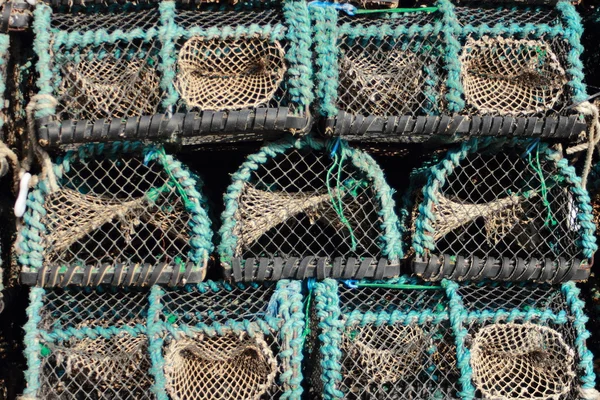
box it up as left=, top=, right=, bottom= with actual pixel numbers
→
left=42, top=186, right=190, bottom=263
left=58, top=334, right=150, bottom=390
left=460, top=36, right=567, bottom=115
left=61, top=54, right=160, bottom=120
left=344, top=324, right=425, bottom=384
left=176, top=37, right=286, bottom=111
left=340, top=46, right=423, bottom=116
left=233, top=183, right=352, bottom=252
left=431, top=191, right=530, bottom=243
left=164, top=332, right=277, bottom=400
left=470, top=323, right=575, bottom=399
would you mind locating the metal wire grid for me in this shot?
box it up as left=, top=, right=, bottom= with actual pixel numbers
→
left=171, top=8, right=292, bottom=114
left=232, top=147, right=385, bottom=263
left=420, top=148, right=581, bottom=267
left=40, top=152, right=196, bottom=269
left=336, top=12, right=446, bottom=119
left=456, top=283, right=581, bottom=399
left=456, top=6, right=573, bottom=116
left=36, top=288, right=153, bottom=399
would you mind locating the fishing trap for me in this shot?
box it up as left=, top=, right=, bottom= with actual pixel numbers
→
left=31, top=0, right=313, bottom=147
left=309, top=277, right=461, bottom=399
left=21, top=287, right=154, bottom=399
left=446, top=280, right=597, bottom=400
left=218, top=135, right=404, bottom=281
left=312, top=0, right=586, bottom=140
left=17, top=142, right=213, bottom=287
left=148, top=280, right=305, bottom=400
left=410, top=138, right=596, bottom=282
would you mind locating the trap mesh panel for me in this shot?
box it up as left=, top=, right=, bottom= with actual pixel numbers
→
left=17, top=142, right=213, bottom=287
left=33, top=5, right=162, bottom=122
left=470, top=323, right=575, bottom=399
left=455, top=2, right=586, bottom=116
left=445, top=280, right=597, bottom=399
left=313, top=7, right=446, bottom=120
left=147, top=280, right=305, bottom=399
left=32, top=1, right=313, bottom=144
left=218, top=136, right=403, bottom=280
left=412, top=138, right=596, bottom=282
left=311, top=278, right=460, bottom=399
left=22, top=287, right=154, bottom=399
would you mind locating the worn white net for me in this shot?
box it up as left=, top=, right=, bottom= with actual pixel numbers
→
left=164, top=332, right=278, bottom=400
left=176, top=37, right=286, bottom=111
left=470, top=323, right=576, bottom=399
left=460, top=36, right=567, bottom=115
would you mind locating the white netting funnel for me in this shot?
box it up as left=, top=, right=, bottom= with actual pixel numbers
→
left=60, top=52, right=161, bottom=120
left=53, top=333, right=152, bottom=391
left=339, top=44, right=425, bottom=116
left=176, top=37, right=286, bottom=111
left=470, top=323, right=576, bottom=399
left=460, top=36, right=567, bottom=115
left=343, top=324, right=425, bottom=384
left=164, top=332, right=278, bottom=400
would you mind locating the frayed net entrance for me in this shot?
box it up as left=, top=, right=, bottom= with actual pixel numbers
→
left=164, top=332, right=277, bottom=400
left=460, top=36, right=567, bottom=115
left=343, top=324, right=425, bottom=384
left=416, top=143, right=582, bottom=265
left=29, top=145, right=210, bottom=275
left=176, top=37, right=286, bottom=111
left=58, top=47, right=161, bottom=121
left=42, top=333, right=153, bottom=399
left=470, top=323, right=576, bottom=400
left=337, top=30, right=443, bottom=117
left=220, top=140, right=399, bottom=265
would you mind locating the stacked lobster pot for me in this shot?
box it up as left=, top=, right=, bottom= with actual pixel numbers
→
left=8, top=0, right=600, bottom=398
left=19, top=1, right=309, bottom=399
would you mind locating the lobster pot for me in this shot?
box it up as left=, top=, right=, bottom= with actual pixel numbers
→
left=455, top=2, right=584, bottom=121
left=148, top=280, right=304, bottom=399
left=218, top=136, right=403, bottom=281
left=33, top=0, right=313, bottom=147
left=22, top=287, right=154, bottom=399
left=310, top=278, right=460, bottom=399
left=448, top=281, right=597, bottom=399
left=313, top=3, right=448, bottom=139
left=411, top=138, right=596, bottom=282
left=17, top=142, right=213, bottom=287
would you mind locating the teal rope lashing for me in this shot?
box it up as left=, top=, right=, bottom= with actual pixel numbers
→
left=308, top=1, right=437, bottom=15
left=326, top=138, right=358, bottom=252
left=303, top=278, right=316, bottom=338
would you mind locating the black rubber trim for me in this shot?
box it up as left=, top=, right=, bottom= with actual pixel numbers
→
left=324, top=113, right=585, bottom=141
left=20, top=262, right=203, bottom=287
left=0, top=1, right=31, bottom=32
left=412, top=254, right=590, bottom=283
left=225, top=256, right=402, bottom=282
left=37, top=109, right=310, bottom=147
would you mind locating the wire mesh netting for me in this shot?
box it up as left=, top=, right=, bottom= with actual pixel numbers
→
left=163, top=332, right=277, bottom=400
left=32, top=287, right=153, bottom=399
left=17, top=143, right=213, bottom=286
left=311, top=279, right=460, bottom=399
left=454, top=282, right=586, bottom=400
left=455, top=5, right=575, bottom=116
left=411, top=139, right=594, bottom=281
left=34, top=2, right=312, bottom=132
left=152, top=280, right=304, bottom=399
left=334, top=12, right=446, bottom=118
left=218, top=137, right=402, bottom=275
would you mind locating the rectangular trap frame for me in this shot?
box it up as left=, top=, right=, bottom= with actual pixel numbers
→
left=31, top=0, right=313, bottom=147
left=312, top=0, right=587, bottom=141
left=22, top=280, right=305, bottom=399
